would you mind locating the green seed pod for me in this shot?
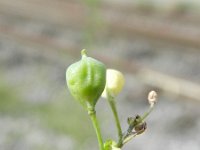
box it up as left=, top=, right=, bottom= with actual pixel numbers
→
left=66, top=49, right=106, bottom=110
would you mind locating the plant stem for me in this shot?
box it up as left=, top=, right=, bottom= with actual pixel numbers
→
left=107, top=92, right=123, bottom=147
left=122, top=132, right=137, bottom=145
left=141, top=105, right=154, bottom=121
left=88, top=108, right=104, bottom=150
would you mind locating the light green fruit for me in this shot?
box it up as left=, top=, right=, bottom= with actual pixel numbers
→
left=66, top=49, right=106, bottom=110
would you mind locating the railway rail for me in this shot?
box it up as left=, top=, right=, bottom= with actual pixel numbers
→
left=0, top=0, right=200, bottom=101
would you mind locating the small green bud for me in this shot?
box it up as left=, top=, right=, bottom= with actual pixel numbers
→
left=66, top=49, right=106, bottom=110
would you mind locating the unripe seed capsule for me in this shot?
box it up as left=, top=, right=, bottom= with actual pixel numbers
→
left=66, top=49, right=106, bottom=109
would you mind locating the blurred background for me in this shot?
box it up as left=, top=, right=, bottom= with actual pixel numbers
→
left=1, top=0, right=200, bottom=150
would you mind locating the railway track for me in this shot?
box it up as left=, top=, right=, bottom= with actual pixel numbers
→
left=1, top=0, right=200, bottom=101
left=0, top=0, right=200, bottom=48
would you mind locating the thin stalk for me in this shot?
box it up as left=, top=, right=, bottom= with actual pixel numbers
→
left=141, top=105, right=154, bottom=121
left=122, top=132, right=137, bottom=145
left=88, top=109, right=104, bottom=150
left=107, top=92, right=123, bottom=147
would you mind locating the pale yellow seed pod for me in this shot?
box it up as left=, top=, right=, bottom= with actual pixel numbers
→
left=102, top=69, right=125, bottom=98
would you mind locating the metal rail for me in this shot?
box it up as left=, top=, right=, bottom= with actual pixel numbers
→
left=0, top=22, right=200, bottom=102
left=0, top=0, right=200, bottom=48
